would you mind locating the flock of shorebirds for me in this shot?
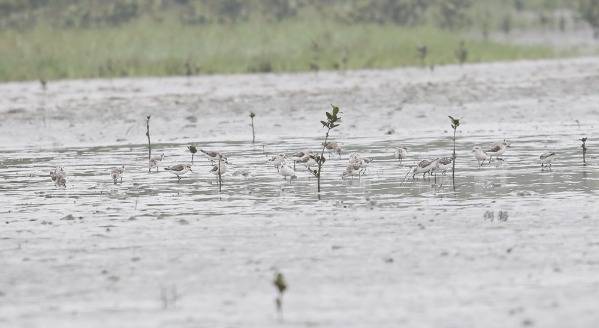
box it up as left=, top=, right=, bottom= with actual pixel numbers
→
left=47, top=138, right=559, bottom=188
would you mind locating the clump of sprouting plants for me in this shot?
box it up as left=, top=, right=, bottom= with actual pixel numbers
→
left=310, top=105, right=342, bottom=196
left=580, top=137, right=588, bottom=165
left=146, top=115, right=152, bottom=173
left=249, top=112, right=256, bottom=144
left=448, top=115, right=460, bottom=189
left=188, top=145, right=197, bottom=164
left=455, top=41, right=468, bottom=65
left=273, top=272, right=287, bottom=320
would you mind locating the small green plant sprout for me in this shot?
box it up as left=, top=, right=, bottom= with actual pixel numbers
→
left=273, top=272, right=287, bottom=319
left=188, top=145, right=197, bottom=164
left=39, top=78, right=47, bottom=91
left=311, top=104, right=342, bottom=196
left=581, top=137, right=588, bottom=165
left=249, top=112, right=256, bottom=144
left=448, top=116, right=461, bottom=189
left=455, top=41, right=468, bottom=65
left=146, top=115, right=152, bottom=173
left=417, top=44, right=428, bottom=66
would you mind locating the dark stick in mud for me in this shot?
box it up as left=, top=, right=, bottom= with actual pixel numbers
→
left=310, top=105, right=342, bottom=198
left=146, top=115, right=151, bottom=173
left=581, top=137, right=588, bottom=165
left=250, top=112, right=256, bottom=144
left=449, top=116, right=461, bottom=190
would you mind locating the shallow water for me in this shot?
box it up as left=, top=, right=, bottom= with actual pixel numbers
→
left=1, top=58, right=599, bottom=327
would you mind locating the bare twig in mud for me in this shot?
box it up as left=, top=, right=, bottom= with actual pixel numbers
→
left=581, top=137, right=588, bottom=165
left=448, top=116, right=461, bottom=191
left=310, top=105, right=342, bottom=198
left=250, top=112, right=256, bottom=144
left=273, top=272, right=287, bottom=321
left=188, top=145, right=197, bottom=164
left=146, top=115, right=151, bottom=173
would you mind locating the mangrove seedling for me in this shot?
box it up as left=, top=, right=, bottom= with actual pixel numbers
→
left=581, top=137, right=588, bottom=165
left=273, top=272, right=287, bottom=319
left=188, top=145, right=197, bottom=164
left=146, top=115, right=152, bottom=173
left=455, top=41, right=468, bottom=65
left=249, top=112, right=256, bottom=144
left=310, top=105, right=342, bottom=197
left=417, top=45, right=428, bottom=66
left=449, top=116, right=461, bottom=189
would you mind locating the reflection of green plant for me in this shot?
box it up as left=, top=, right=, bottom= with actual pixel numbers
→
left=188, top=145, right=197, bottom=164
left=273, top=272, right=287, bottom=319
left=310, top=105, right=342, bottom=196
left=448, top=116, right=461, bottom=189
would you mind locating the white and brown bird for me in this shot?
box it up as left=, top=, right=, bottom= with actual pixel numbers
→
left=200, top=149, right=227, bottom=162
left=342, top=159, right=363, bottom=180
left=485, top=140, right=510, bottom=162
left=434, top=157, right=453, bottom=175
left=209, top=159, right=228, bottom=177
left=406, top=158, right=440, bottom=179
left=267, top=153, right=287, bottom=172
left=539, top=152, right=556, bottom=169
left=472, top=146, right=489, bottom=167
left=110, top=165, right=125, bottom=184
left=279, top=164, right=297, bottom=181
left=149, top=153, right=165, bottom=172
left=323, top=141, right=342, bottom=158
left=164, top=164, right=192, bottom=182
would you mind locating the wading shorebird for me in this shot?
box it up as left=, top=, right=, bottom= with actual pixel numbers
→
left=50, top=167, right=66, bottom=188
left=164, top=164, right=192, bottom=182
left=149, top=153, right=164, bottom=172
left=200, top=149, right=227, bottom=163
left=394, top=147, right=408, bottom=164
left=209, top=159, right=228, bottom=177
left=110, top=165, right=125, bottom=184
left=267, top=153, right=287, bottom=172
left=472, top=146, right=490, bottom=167
left=279, top=164, right=297, bottom=182
left=405, top=158, right=440, bottom=180
left=539, top=152, right=556, bottom=170
left=342, top=158, right=363, bottom=180
left=485, top=140, right=510, bottom=163
left=296, top=153, right=319, bottom=171
left=348, top=153, right=372, bottom=176
left=291, top=150, right=311, bottom=170
left=434, top=157, right=453, bottom=175
left=323, top=141, right=342, bottom=159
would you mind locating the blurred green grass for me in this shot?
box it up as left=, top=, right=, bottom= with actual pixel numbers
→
left=0, top=18, right=557, bottom=81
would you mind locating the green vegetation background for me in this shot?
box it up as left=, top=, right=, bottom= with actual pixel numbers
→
left=0, top=0, right=594, bottom=81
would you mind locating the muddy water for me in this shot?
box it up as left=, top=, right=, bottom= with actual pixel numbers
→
left=1, top=58, right=598, bottom=327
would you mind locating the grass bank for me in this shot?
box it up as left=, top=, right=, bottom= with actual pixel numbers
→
left=0, top=18, right=556, bottom=82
